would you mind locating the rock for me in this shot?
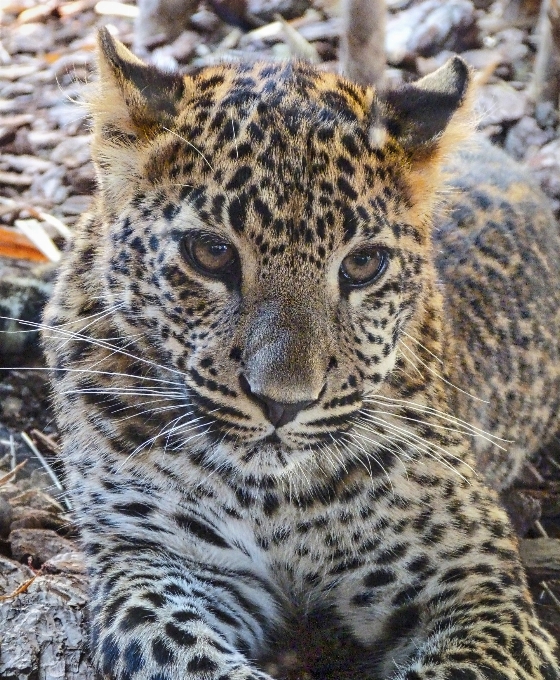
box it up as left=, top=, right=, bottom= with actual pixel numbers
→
left=501, top=489, right=541, bottom=537
left=0, top=258, right=55, bottom=356
left=31, top=165, right=68, bottom=204
left=535, top=101, right=559, bottom=129
left=0, top=554, right=35, bottom=596
left=42, top=551, right=87, bottom=575
left=475, top=83, right=528, bottom=128
left=504, top=116, right=556, bottom=161
left=9, top=528, right=78, bottom=567
left=386, top=0, right=478, bottom=65
left=10, top=489, right=65, bottom=514
left=166, top=30, right=201, bottom=63
left=527, top=139, right=560, bottom=203
left=189, top=6, right=222, bottom=32
left=0, top=496, right=14, bottom=538
left=0, top=482, right=21, bottom=500
left=58, top=194, right=92, bottom=216
left=0, top=153, right=53, bottom=173
left=11, top=508, right=68, bottom=531
left=26, top=130, right=64, bottom=150
left=0, top=569, right=94, bottom=680
left=50, top=136, right=91, bottom=169
left=66, top=164, right=96, bottom=194
left=246, top=0, right=311, bottom=23
left=519, top=538, right=560, bottom=581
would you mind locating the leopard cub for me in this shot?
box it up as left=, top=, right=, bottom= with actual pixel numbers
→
left=43, top=27, right=560, bottom=680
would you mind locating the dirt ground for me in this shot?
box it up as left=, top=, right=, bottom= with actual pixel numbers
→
left=1, top=0, right=560, bottom=665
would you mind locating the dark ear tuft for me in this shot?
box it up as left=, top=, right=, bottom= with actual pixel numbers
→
left=376, top=56, right=470, bottom=151
left=96, top=27, right=185, bottom=131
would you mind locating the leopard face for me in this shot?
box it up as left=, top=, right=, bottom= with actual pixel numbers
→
left=80, top=34, right=469, bottom=477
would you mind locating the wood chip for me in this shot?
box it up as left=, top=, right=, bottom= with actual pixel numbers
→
left=0, top=170, right=33, bottom=186
left=0, top=227, right=49, bottom=262
left=94, top=0, right=138, bottom=17
left=14, top=219, right=62, bottom=263
left=519, top=538, right=560, bottom=580
left=0, top=460, right=28, bottom=488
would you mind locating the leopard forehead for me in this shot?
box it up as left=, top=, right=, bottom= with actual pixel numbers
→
left=135, top=62, right=417, bottom=262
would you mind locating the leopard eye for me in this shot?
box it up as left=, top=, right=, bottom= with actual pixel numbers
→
left=181, top=232, right=239, bottom=282
left=339, top=247, right=388, bottom=287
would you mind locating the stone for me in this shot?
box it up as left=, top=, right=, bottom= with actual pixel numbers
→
left=9, top=528, right=78, bottom=567
left=0, top=258, right=55, bottom=356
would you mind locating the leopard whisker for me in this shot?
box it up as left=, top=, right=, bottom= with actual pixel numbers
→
left=401, top=330, right=444, bottom=366
left=117, top=402, right=189, bottom=421
left=57, top=303, right=128, bottom=349
left=399, top=341, right=488, bottom=403
left=359, top=406, right=508, bottom=452
left=352, top=415, right=474, bottom=483
left=362, top=394, right=512, bottom=443
left=2, top=315, right=190, bottom=382
left=357, top=411, right=471, bottom=468
left=339, top=431, right=396, bottom=493
left=162, top=126, right=215, bottom=172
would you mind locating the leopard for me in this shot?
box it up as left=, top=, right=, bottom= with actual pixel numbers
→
left=42, top=24, right=560, bottom=680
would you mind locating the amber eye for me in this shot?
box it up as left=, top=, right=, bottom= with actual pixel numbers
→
left=181, top=232, right=239, bottom=282
left=339, top=247, right=388, bottom=287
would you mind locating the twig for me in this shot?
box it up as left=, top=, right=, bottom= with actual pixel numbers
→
left=20, top=431, right=72, bottom=511
left=540, top=581, right=560, bottom=613
left=525, top=462, right=545, bottom=484
left=535, top=520, right=549, bottom=538
left=0, top=459, right=27, bottom=487
left=30, top=429, right=62, bottom=456
left=546, top=454, right=560, bottom=472
left=0, top=575, right=38, bottom=601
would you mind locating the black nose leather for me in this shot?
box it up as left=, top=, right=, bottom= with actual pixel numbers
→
left=239, top=375, right=314, bottom=427
left=257, top=395, right=314, bottom=428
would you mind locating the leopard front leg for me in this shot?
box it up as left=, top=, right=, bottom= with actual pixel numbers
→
left=327, top=479, right=559, bottom=680
left=89, top=546, right=277, bottom=680
left=67, top=457, right=281, bottom=680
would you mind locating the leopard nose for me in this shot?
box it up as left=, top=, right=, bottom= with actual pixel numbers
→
left=257, top=394, right=314, bottom=428
left=239, top=375, right=314, bottom=427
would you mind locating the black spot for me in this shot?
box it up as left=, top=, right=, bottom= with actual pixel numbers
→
left=120, top=606, right=158, bottom=631
left=336, top=156, right=355, bottom=176
left=342, top=206, right=359, bottom=242
left=143, top=592, right=166, bottom=608
left=407, top=555, right=431, bottom=573
left=187, top=655, right=219, bottom=673
left=384, top=603, right=421, bottom=640
left=174, top=513, right=230, bottom=548
left=228, top=193, right=248, bottom=232
left=263, top=492, right=280, bottom=516
left=403, top=673, right=422, bottom=680
left=341, top=134, right=360, bottom=158
left=165, top=622, right=197, bottom=646
left=337, top=176, right=358, bottom=201
left=172, top=610, right=200, bottom=623
left=540, top=663, right=559, bottom=680
left=444, top=669, right=477, bottom=680
left=254, top=198, right=272, bottom=227
left=363, top=569, right=395, bottom=588
left=152, top=637, right=175, bottom=666
left=101, top=634, right=120, bottom=675
left=165, top=583, right=188, bottom=597
left=163, top=203, right=179, bottom=221
left=123, top=639, right=145, bottom=674
left=226, top=166, right=252, bottom=191
left=113, top=502, right=155, bottom=518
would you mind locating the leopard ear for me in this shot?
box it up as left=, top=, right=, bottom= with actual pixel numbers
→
left=92, top=27, right=187, bottom=139
left=372, top=56, right=471, bottom=155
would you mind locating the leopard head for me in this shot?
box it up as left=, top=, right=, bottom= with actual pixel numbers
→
left=89, top=29, right=471, bottom=477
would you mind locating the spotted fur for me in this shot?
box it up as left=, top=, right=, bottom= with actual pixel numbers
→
left=43, top=28, right=560, bottom=680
